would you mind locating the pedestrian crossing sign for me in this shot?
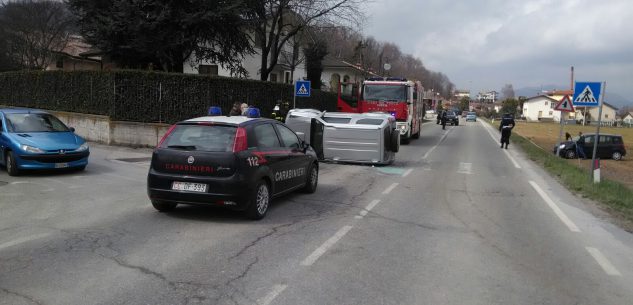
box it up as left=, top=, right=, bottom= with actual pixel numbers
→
left=554, top=95, right=575, bottom=112
left=573, top=82, right=602, bottom=107
left=295, top=80, right=311, bottom=97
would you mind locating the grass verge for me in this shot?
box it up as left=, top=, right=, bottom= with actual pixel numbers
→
left=488, top=119, right=633, bottom=227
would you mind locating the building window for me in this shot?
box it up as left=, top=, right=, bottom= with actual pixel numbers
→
left=198, top=65, right=218, bottom=75
left=544, top=101, right=548, bottom=106
left=549, top=111, right=553, bottom=115
left=550, top=102, right=555, bottom=109
left=56, top=57, right=64, bottom=69
left=284, top=71, right=291, bottom=84
left=605, top=114, right=609, bottom=119
left=270, top=73, right=278, bottom=82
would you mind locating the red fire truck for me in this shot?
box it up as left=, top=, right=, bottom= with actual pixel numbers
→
left=337, top=77, right=424, bottom=143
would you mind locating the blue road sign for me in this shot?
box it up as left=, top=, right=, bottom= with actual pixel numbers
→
left=295, top=80, right=311, bottom=97
left=573, top=82, right=602, bottom=107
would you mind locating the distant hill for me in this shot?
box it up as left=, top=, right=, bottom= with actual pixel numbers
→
left=515, top=85, right=631, bottom=109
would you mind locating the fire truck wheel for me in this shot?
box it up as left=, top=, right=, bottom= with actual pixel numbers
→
left=390, top=129, right=400, bottom=152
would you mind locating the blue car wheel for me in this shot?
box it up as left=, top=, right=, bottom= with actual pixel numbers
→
left=6, top=151, right=20, bottom=176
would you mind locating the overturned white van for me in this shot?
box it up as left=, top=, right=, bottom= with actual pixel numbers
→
left=285, top=109, right=400, bottom=165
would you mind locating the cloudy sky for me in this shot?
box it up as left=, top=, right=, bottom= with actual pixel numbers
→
left=364, top=0, right=633, bottom=104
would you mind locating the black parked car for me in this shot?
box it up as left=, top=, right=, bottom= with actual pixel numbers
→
left=554, top=133, right=626, bottom=160
left=445, top=111, right=459, bottom=126
left=147, top=114, right=319, bottom=220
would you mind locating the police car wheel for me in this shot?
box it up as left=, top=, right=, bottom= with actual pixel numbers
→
left=6, top=151, right=20, bottom=176
left=302, top=165, right=318, bottom=193
left=247, top=181, right=270, bottom=220
left=151, top=200, right=177, bottom=212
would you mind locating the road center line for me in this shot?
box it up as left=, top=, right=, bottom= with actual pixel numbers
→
left=585, top=247, right=621, bottom=276
left=0, top=233, right=51, bottom=251
left=382, top=183, right=398, bottom=195
left=480, top=120, right=521, bottom=169
left=529, top=181, right=581, bottom=232
left=402, top=168, right=413, bottom=177
left=300, top=225, right=353, bottom=266
left=258, top=284, right=288, bottom=305
left=421, top=129, right=450, bottom=160
left=365, top=199, right=381, bottom=212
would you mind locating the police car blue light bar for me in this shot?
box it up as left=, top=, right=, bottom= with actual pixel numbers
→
left=246, top=108, right=261, bottom=118
left=208, top=106, right=222, bottom=116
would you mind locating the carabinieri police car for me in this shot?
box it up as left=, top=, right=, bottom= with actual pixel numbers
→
left=147, top=108, right=319, bottom=220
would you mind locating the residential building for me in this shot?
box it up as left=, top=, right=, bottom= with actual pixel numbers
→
left=454, top=90, right=470, bottom=100
left=522, top=95, right=571, bottom=121
left=45, top=35, right=102, bottom=71
left=477, top=91, right=498, bottom=103
left=321, top=56, right=378, bottom=92
left=623, top=112, right=633, bottom=125
left=585, top=102, right=618, bottom=123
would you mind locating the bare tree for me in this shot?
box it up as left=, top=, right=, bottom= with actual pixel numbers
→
left=0, top=0, right=74, bottom=70
left=245, top=0, right=364, bottom=81
left=279, top=31, right=305, bottom=83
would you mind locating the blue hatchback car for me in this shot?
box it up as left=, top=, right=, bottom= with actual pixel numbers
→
left=0, top=108, right=89, bottom=176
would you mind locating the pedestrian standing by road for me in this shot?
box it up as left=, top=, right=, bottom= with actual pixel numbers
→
left=240, top=103, right=249, bottom=115
left=576, top=131, right=587, bottom=159
left=229, top=102, right=242, bottom=116
left=499, top=113, right=515, bottom=149
left=441, top=111, right=447, bottom=130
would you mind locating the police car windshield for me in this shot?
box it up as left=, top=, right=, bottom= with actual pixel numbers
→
left=6, top=113, right=70, bottom=133
left=161, top=124, right=236, bottom=152
left=363, top=85, right=407, bottom=101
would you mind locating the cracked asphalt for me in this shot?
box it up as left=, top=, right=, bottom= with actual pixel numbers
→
left=2, top=121, right=633, bottom=305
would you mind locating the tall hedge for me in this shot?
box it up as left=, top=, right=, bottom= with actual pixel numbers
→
left=0, top=70, right=337, bottom=123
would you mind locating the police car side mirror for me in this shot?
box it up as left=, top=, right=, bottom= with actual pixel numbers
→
left=69, top=127, right=76, bottom=132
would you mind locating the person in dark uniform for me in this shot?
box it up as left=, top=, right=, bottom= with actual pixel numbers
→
left=441, top=111, right=447, bottom=130
left=498, top=113, right=515, bottom=149
left=229, top=102, right=242, bottom=116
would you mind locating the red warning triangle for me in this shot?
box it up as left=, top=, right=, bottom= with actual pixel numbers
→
left=554, top=95, right=575, bottom=112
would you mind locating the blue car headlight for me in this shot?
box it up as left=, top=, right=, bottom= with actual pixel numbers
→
left=76, top=143, right=89, bottom=152
left=20, top=144, right=45, bottom=154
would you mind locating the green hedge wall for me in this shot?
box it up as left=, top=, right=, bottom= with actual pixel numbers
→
left=0, top=70, right=337, bottom=124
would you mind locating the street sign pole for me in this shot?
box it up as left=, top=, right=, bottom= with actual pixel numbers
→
left=590, top=81, right=606, bottom=183
left=293, top=87, right=297, bottom=109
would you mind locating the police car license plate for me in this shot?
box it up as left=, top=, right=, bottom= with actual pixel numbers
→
left=55, top=163, right=69, bottom=168
left=172, top=181, right=207, bottom=193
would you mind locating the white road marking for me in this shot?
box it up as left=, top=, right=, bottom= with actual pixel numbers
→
left=480, top=120, right=521, bottom=169
left=360, top=210, right=368, bottom=217
left=585, top=247, right=622, bottom=276
left=457, top=162, right=472, bottom=174
left=354, top=215, right=363, bottom=219
left=421, top=130, right=450, bottom=160
left=365, top=199, right=381, bottom=212
left=402, top=168, right=413, bottom=177
left=0, top=233, right=51, bottom=251
left=258, top=284, right=288, bottom=305
left=300, top=225, right=353, bottom=266
left=382, top=183, right=398, bottom=195
left=529, top=181, right=581, bottom=232
left=503, top=149, right=521, bottom=169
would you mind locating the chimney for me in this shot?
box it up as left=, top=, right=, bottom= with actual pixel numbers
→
left=571, top=66, right=574, bottom=90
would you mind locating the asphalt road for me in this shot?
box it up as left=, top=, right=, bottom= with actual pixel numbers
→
left=1, top=119, right=633, bottom=305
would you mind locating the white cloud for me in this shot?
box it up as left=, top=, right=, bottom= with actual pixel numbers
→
left=363, top=0, right=633, bottom=103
